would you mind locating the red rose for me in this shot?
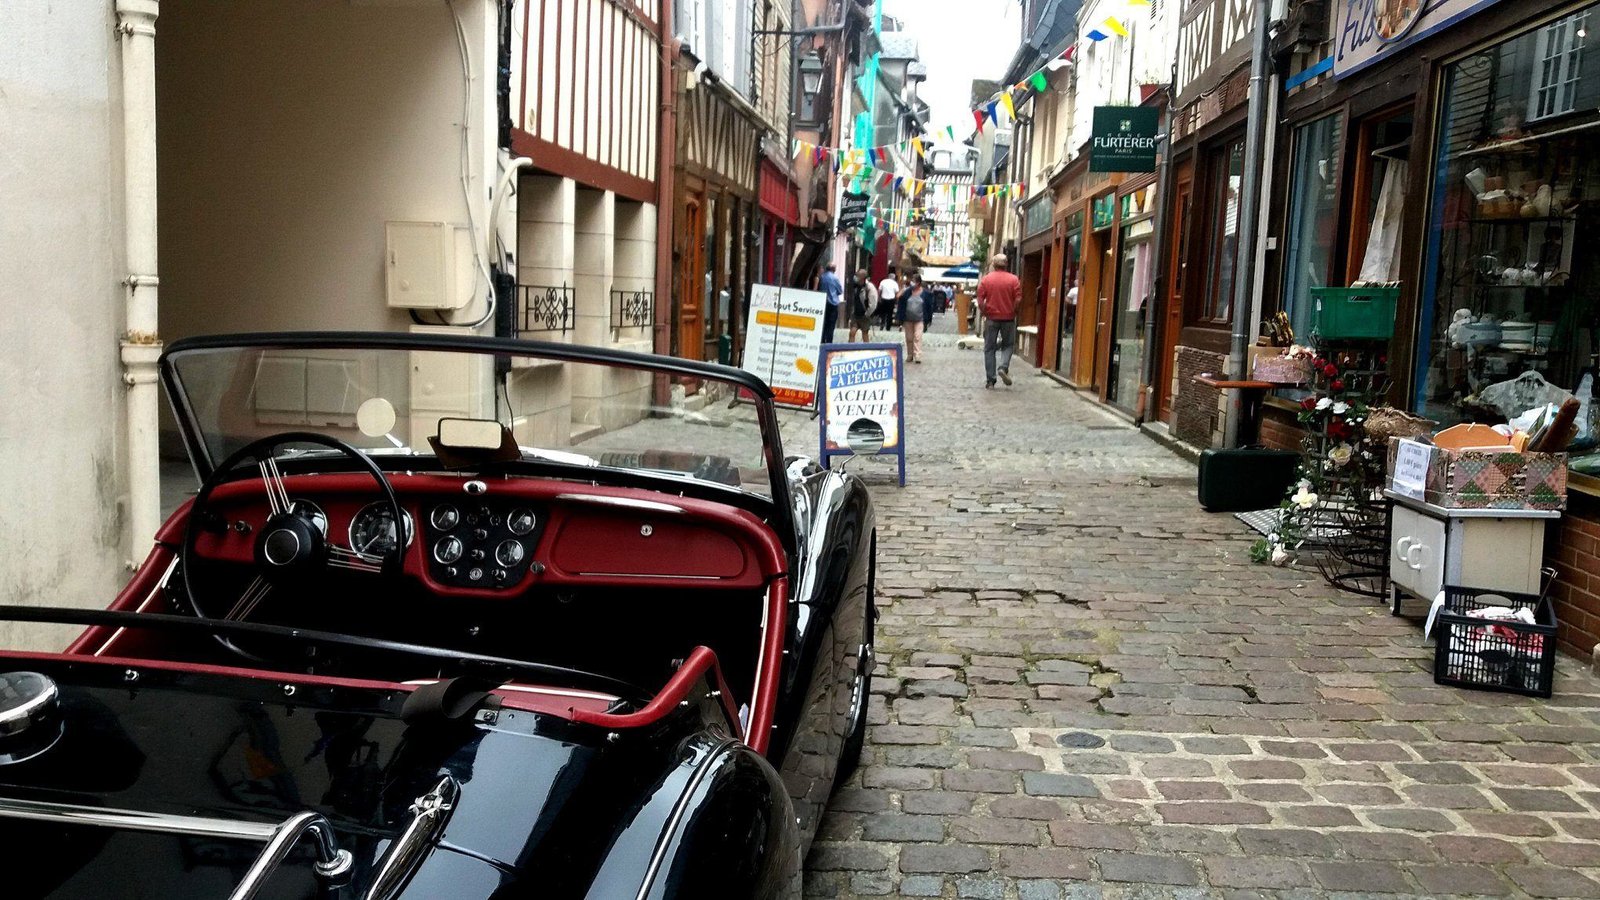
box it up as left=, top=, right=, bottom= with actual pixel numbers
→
left=1323, top=364, right=1339, bottom=377
left=1312, top=357, right=1326, bottom=368
left=1331, top=379, right=1345, bottom=391
left=1300, top=397, right=1316, bottom=411
left=1378, top=354, right=1388, bottom=365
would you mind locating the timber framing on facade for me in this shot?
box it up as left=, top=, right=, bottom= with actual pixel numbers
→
left=510, top=0, right=662, bottom=203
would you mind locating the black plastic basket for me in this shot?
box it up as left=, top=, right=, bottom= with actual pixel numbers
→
left=1433, top=585, right=1557, bottom=698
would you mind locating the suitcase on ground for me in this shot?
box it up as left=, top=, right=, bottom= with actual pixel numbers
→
left=1197, top=447, right=1300, bottom=512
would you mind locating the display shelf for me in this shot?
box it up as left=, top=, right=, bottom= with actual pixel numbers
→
left=1466, top=215, right=1577, bottom=225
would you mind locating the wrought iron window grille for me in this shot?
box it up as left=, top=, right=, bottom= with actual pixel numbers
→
left=517, top=284, right=575, bottom=335
left=610, top=288, right=655, bottom=335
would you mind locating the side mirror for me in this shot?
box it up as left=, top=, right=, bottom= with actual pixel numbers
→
left=845, top=418, right=885, bottom=456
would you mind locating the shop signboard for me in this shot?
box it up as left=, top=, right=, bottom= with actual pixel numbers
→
left=1090, top=107, right=1160, bottom=173
left=838, top=191, right=871, bottom=231
left=741, top=284, right=827, bottom=409
left=818, top=344, right=906, bottom=486
left=1334, top=0, right=1505, bottom=79
left=1173, top=0, right=1254, bottom=106
left=1022, top=195, right=1053, bottom=238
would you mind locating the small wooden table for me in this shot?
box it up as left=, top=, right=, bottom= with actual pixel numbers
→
left=1192, top=374, right=1296, bottom=446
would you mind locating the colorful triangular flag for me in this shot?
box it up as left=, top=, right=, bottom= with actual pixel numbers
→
left=973, top=109, right=986, bottom=133
left=1086, top=27, right=1108, bottom=41
left=1104, top=16, right=1128, bottom=37
left=1031, top=71, right=1048, bottom=91
left=1000, top=92, right=1016, bottom=119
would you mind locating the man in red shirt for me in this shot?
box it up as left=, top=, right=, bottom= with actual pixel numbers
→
left=976, top=254, right=1022, bottom=388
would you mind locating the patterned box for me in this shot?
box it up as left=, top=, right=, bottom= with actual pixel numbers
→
left=1387, top=437, right=1568, bottom=510
left=1251, top=353, right=1311, bottom=385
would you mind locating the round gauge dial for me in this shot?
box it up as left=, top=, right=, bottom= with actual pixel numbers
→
left=507, top=508, right=537, bottom=536
left=433, top=535, right=464, bottom=565
left=494, top=539, right=526, bottom=568
left=430, top=504, right=461, bottom=531
left=348, top=502, right=414, bottom=558
left=287, top=500, right=328, bottom=536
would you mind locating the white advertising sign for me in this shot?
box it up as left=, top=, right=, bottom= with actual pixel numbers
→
left=1334, top=0, right=1504, bottom=80
left=741, top=284, right=827, bottom=408
left=1391, top=438, right=1434, bottom=501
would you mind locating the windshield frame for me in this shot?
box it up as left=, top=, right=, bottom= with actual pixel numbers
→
left=159, top=331, right=795, bottom=551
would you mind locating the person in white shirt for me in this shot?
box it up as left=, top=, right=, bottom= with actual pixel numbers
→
left=876, top=273, right=900, bottom=329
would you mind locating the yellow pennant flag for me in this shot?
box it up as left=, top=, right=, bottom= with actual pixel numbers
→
left=1000, top=92, right=1016, bottom=120
left=1104, top=16, right=1129, bottom=37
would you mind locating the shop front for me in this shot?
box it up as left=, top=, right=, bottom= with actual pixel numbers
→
left=1260, top=0, right=1600, bottom=655
left=1107, top=179, right=1159, bottom=412
left=1018, top=194, right=1055, bottom=365
left=1162, top=0, right=1254, bottom=446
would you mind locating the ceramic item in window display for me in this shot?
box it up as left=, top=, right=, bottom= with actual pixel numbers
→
left=1448, top=308, right=1475, bottom=346
left=1541, top=270, right=1569, bottom=287
left=1462, top=318, right=1502, bottom=347
left=1465, top=167, right=1488, bottom=196
left=1531, top=184, right=1553, bottom=218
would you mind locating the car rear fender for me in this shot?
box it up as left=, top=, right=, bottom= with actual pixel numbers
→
left=585, top=733, right=801, bottom=900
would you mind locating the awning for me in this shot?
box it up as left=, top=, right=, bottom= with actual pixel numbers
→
left=758, top=160, right=801, bottom=226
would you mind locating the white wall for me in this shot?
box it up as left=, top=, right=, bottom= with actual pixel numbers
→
left=157, top=0, right=499, bottom=339
left=0, top=1, right=131, bottom=647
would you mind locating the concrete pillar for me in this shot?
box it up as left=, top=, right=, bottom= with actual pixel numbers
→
left=613, top=199, right=658, bottom=354
left=512, top=174, right=575, bottom=447
left=571, top=188, right=615, bottom=437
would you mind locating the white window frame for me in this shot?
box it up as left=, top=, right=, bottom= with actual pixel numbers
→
left=1528, top=11, right=1588, bottom=122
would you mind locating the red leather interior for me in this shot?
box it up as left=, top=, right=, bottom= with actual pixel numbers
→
left=182, top=473, right=778, bottom=594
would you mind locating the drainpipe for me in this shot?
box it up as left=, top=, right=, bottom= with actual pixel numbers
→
left=117, top=0, right=162, bottom=568
left=1136, top=84, right=1174, bottom=426
left=654, top=14, right=679, bottom=360
left=1222, top=0, right=1273, bottom=449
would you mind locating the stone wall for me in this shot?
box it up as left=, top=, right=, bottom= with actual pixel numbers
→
left=1173, top=345, right=1226, bottom=447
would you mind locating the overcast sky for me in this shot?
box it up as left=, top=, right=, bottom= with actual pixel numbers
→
left=883, top=0, right=1023, bottom=137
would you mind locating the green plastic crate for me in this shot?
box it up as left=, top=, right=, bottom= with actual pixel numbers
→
left=1311, top=286, right=1399, bottom=340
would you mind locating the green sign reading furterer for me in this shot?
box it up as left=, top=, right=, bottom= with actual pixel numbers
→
left=1089, top=106, right=1159, bottom=173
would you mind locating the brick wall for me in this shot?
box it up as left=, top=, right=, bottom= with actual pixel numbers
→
left=1258, top=407, right=1303, bottom=452
left=1546, top=492, right=1600, bottom=659
left=1173, top=345, right=1226, bottom=447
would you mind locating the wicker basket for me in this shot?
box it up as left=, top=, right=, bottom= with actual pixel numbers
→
left=1365, top=407, right=1437, bottom=444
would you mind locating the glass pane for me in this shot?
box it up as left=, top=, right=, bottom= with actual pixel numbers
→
left=168, top=346, right=775, bottom=497
left=1415, top=2, right=1600, bottom=475
left=1281, top=114, right=1344, bottom=344
left=1207, top=140, right=1245, bottom=322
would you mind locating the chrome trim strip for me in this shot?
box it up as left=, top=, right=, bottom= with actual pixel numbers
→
left=400, top=680, right=617, bottom=703
left=363, top=776, right=460, bottom=900
left=552, top=494, right=685, bottom=515
left=94, top=557, right=179, bottom=657
left=634, top=740, right=739, bottom=900
left=0, top=797, right=352, bottom=897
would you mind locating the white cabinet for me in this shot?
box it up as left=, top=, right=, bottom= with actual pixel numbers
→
left=1386, top=491, right=1555, bottom=613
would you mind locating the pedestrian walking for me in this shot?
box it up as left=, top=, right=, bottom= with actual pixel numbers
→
left=876, top=271, right=900, bottom=330
left=895, top=274, right=934, bottom=363
left=977, top=254, right=1022, bottom=388
left=819, top=264, right=844, bottom=344
left=848, top=269, right=877, bottom=342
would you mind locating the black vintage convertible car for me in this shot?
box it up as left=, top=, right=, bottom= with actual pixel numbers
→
left=0, top=333, right=876, bottom=899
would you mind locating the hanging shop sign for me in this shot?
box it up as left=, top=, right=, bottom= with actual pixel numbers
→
left=1089, top=107, right=1160, bottom=173
left=838, top=191, right=871, bottom=231
left=1174, top=0, right=1254, bottom=106
left=819, top=344, right=906, bottom=486
left=1334, top=0, right=1505, bottom=79
left=741, top=284, right=828, bottom=409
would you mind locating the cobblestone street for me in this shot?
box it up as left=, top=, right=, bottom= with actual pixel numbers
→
left=804, top=319, right=1600, bottom=900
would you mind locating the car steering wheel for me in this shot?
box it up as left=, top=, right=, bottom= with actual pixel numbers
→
left=182, top=432, right=406, bottom=661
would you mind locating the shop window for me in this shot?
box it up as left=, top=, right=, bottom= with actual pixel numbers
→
left=1199, top=138, right=1245, bottom=324
left=1416, top=1, right=1600, bottom=478
left=1280, top=114, right=1345, bottom=343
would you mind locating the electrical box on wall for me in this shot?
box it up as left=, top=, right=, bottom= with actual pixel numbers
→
left=385, top=221, right=471, bottom=310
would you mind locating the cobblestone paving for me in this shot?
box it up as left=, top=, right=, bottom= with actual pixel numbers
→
left=805, top=317, right=1600, bottom=899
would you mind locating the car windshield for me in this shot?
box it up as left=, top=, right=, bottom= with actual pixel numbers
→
left=164, top=341, right=777, bottom=498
